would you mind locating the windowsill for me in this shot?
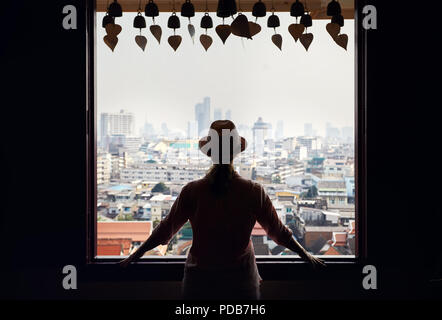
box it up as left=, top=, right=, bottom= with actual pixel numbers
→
left=82, top=255, right=362, bottom=283
left=91, top=255, right=357, bottom=264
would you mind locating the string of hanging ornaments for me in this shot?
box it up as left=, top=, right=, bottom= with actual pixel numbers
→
left=101, top=0, right=349, bottom=52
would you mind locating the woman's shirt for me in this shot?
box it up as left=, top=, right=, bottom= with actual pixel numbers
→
left=147, top=171, right=294, bottom=287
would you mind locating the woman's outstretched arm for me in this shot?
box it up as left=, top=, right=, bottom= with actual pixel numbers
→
left=254, top=184, right=325, bottom=268
left=118, top=184, right=193, bottom=267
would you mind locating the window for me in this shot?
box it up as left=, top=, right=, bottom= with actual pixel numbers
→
left=87, top=0, right=367, bottom=262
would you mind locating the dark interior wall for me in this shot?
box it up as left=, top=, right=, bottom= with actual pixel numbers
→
left=0, top=1, right=440, bottom=300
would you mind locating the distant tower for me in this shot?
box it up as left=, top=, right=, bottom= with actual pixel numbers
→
left=195, top=97, right=211, bottom=137
left=252, top=117, right=271, bottom=157
left=225, top=109, right=232, bottom=120
left=214, top=108, right=222, bottom=121
left=275, top=120, right=284, bottom=140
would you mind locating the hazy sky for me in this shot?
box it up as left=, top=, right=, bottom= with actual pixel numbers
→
left=97, top=12, right=354, bottom=137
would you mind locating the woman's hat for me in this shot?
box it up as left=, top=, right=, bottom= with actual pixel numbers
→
left=198, top=120, right=247, bottom=163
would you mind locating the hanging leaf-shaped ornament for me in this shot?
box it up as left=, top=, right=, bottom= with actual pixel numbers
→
left=288, top=23, right=305, bottom=42
left=135, top=35, right=147, bottom=51
left=271, top=34, right=282, bottom=50
left=104, top=35, right=118, bottom=51
left=104, top=23, right=122, bottom=51
left=150, top=25, right=162, bottom=43
left=215, top=23, right=232, bottom=44
left=300, top=33, right=313, bottom=50
left=326, top=22, right=340, bottom=39
left=248, top=22, right=261, bottom=37
left=334, top=33, right=348, bottom=50
left=200, top=34, right=213, bottom=51
left=231, top=13, right=252, bottom=39
left=188, top=23, right=195, bottom=43
left=105, top=23, right=122, bottom=37
left=168, top=35, right=182, bottom=51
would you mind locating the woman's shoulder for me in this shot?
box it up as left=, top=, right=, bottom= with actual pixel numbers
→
left=232, top=172, right=265, bottom=193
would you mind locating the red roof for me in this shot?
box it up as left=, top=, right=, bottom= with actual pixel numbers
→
left=97, top=221, right=152, bottom=242
left=332, top=232, right=347, bottom=246
left=252, top=222, right=266, bottom=236
left=97, top=244, right=122, bottom=255
left=323, top=246, right=341, bottom=255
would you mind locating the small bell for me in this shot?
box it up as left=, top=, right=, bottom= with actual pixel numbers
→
left=134, top=13, right=146, bottom=29
left=168, top=13, right=181, bottom=29
left=327, top=0, right=341, bottom=17
left=267, top=14, right=280, bottom=28
left=201, top=13, right=213, bottom=29
left=290, top=0, right=304, bottom=17
left=216, top=0, right=237, bottom=18
left=102, top=14, right=114, bottom=28
left=144, top=0, right=159, bottom=17
left=181, top=0, right=195, bottom=18
left=300, top=13, right=312, bottom=27
left=331, top=14, right=344, bottom=27
left=252, top=1, right=266, bottom=18
left=108, top=0, right=123, bottom=17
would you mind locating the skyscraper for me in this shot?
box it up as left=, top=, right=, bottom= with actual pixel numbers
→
left=252, top=117, right=271, bottom=157
left=225, top=109, right=232, bottom=120
left=214, top=108, right=222, bottom=121
left=275, top=120, right=284, bottom=140
left=187, top=121, right=198, bottom=139
left=195, top=97, right=211, bottom=137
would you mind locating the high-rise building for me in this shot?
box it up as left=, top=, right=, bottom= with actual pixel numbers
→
left=252, top=117, right=271, bottom=157
left=187, top=121, right=198, bottom=139
left=275, top=120, right=284, bottom=140
left=214, top=108, right=222, bottom=121
left=341, top=126, right=354, bottom=142
left=195, top=97, right=211, bottom=137
left=100, top=110, right=135, bottom=147
left=304, top=123, right=313, bottom=136
left=225, top=109, right=232, bottom=120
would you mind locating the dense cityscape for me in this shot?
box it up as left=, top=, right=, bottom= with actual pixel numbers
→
left=96, top=97, right=356, bottom=257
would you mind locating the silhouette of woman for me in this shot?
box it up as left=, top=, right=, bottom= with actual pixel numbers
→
left=119, top=120, right=325, bottom=299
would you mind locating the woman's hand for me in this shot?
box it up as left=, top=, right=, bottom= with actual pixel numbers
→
left=300, top=250, right=326, bottom=269
left=118, top=255, right=135, bottom=268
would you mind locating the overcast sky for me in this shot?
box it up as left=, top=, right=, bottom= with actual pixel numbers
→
left=97, top=12, right=354, bottom=137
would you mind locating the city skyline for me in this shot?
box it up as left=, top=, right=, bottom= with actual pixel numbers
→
left=97, top=12, right=355, bottom=138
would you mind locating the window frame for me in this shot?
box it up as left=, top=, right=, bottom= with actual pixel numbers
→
left=85, top=0, right=368, bottom=273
